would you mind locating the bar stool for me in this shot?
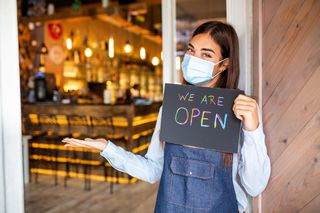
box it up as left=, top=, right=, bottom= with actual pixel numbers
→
left=65, top=114, right=92, bottom=190
left=25, top=113, right=44, bottom=184
left=90, top=116, right=125, bottom=194
left=27, top=114, right=61, bottom=185
left=25, top=113, right=46, bottom=138
left=56, top=114, right=71, bottom=138
left=38, top=114, right=64, bottom=185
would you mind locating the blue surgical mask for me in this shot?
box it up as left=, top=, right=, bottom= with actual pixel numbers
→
left=182, top=54, right=227, bottom=85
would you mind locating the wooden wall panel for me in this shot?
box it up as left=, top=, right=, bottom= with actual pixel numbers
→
left=267, top=68, right=320, bottom=162
left=299, top=194, right=320, bottom=213
left=262, top=110, right=320, bottom=212
left=262, top=0, right=304, bottom=70
left=261, top=0, right=283, bottom=31
left=252, top=0, right=320, bottom=212
left=263, top=1, right=320, bottom=137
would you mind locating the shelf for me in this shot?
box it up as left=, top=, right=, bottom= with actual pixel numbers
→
left=19, top=3, right=162, bottom=45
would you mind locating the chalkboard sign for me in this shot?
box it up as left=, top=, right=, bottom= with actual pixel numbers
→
left=160, top=83, right=244, bottom=153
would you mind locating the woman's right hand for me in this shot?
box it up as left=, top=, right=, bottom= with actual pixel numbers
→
left=62, top=138, right=108, bottom=151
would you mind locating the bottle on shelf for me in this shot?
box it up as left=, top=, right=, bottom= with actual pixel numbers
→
left=103, top=81, right=111, bottom=104
left=34, top=71, right=47, bottom=102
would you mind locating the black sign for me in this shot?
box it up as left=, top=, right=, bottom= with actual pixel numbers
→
left=160, top=83, right=244, bottom=153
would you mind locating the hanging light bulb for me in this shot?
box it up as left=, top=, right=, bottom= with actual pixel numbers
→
left=140, top=47, right=146, bottom=60
left=28, top=22, right=35, bottom=30
left=84, top=47, right=93, bottom=58
left=152, top=56, right=160, bottom=66
left=108, top=37, right=114, bottom=58
left=124, top=41, right=132, bottom=54
left=66, top=38, right=72, bottom=50
left=40, top=42, right=48, bottom=54
left=31, top=40, right=38, bottom=47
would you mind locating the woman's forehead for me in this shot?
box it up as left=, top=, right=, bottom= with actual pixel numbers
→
left=189, top=33, right=221, bottom=52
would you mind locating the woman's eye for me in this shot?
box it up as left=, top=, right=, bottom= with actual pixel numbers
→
left=186, top=48, right=194, bottom=53
left=202, top=53, right=212, bottom=58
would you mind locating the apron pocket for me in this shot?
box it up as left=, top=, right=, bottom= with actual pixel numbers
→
left=168, top=156, right=215, bottom=210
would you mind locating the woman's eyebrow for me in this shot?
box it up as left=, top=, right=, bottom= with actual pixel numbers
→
left=201, top=48, right=215, bottom=53
left=187, top=43, right=195, bottom=48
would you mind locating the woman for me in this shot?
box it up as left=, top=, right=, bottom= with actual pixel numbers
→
left=62, top=21, right=271, bottom=213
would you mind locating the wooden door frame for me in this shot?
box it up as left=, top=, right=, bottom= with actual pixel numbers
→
left=162, top=0, right=254, bottom=94
left=228, top=0, right=264, bottom=212
left=162, top=0, right=259, bottom=212
left=252, top=0, right=264, bottom=212
left=252, top=0, right=263, bottom=107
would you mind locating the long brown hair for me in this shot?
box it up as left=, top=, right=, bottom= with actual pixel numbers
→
left=181, top=21, right=240, bottom=167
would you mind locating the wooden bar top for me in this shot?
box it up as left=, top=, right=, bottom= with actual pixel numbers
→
left=22, top=102, right=162, bottom=118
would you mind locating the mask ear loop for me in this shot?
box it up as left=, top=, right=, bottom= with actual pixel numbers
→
left=212, top=70, right=224, bottom=79
left=212, top=58, right=229, bottom=79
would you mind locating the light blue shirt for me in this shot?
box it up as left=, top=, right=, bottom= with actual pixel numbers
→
left=100, top=105, right=271, bottom=212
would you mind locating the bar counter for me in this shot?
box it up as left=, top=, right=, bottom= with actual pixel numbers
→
left=21, top=102, right=162, bottom=188
left=22, top=102, right=162, bottom=147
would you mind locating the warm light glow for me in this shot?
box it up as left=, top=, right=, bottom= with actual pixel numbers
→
left=63, top=84, right=80, bottom=92
left=124, top=41, right=132, bottom=54
left=66, top=38, right=72, bottom=50
left=39, top=65, right=46, bottom=72
left=140, top=47, right=146, bottom=60
left=63, top=64, right=78, bottom=77
left=74, top=51, right=80, bottom=64
left=40, top=43, right=48, bottom=54
left=63, top=70, right=77, bottom=77
left=161, top=51, right=163, bottom=60
left=31, top=40, right=37, bottom=47
left=28, top=22, right=35, bottom=30
left=176, top=56, right=181, bottom=70
left=152, top=56, right=160, bottom=66
left=84, top=47, right=93, bottom=58
left=108, top=37, right=114, bottom=58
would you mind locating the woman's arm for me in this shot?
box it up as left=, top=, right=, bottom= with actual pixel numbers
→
left=62, top=107, right=165, bottom=184
left=237, top=103, right=271, bottom=197
left=232, top=95, right=271, bottom=196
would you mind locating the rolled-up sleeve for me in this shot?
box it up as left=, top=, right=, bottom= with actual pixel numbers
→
left=100, top=107, right=164, bottom=184
left=238, top=103, right=271, bottom=197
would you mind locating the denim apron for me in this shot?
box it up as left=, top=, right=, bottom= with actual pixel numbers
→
left=154, top=143, right=238, bottom=213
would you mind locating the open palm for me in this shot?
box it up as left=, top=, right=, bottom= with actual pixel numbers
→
left=62, top=138, right=108, bottom=151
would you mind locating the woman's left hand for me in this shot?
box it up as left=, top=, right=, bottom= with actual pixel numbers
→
left=62, top=138, right=108, bottom=151
left=232, top=94, right=259, bottom=131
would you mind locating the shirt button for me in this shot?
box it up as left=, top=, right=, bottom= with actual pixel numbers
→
left=189, top=171, right=192, bottom=175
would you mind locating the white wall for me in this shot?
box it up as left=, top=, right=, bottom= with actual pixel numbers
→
left=227, top=0, right=253, bottom=95
left=0, top=0, right=25, bottom=212
left=161, top=0, right=177, bottom=86
left=227, top=1, right=254, bottom=212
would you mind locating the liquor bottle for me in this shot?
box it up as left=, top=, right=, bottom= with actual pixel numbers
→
left=103, top=81, right=111, bottom=104
left=34, top=71, right=47, bottom=101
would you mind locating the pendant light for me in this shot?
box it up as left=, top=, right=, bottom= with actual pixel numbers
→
left=140, top=47, right=146, bottom=60
left=124, top=40, right=132, bottom=54
left=152, top=56, right=160, bottom=66
left=83, top=35, right=92, bottom=58
left=66, top=38, right=72, bottom=50
left=84, top=47, right=93, bottom=58
left=108, top=37, right=114, bottom=58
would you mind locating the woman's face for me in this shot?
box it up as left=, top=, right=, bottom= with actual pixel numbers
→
left=185, top=33, right=229, bottom=87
